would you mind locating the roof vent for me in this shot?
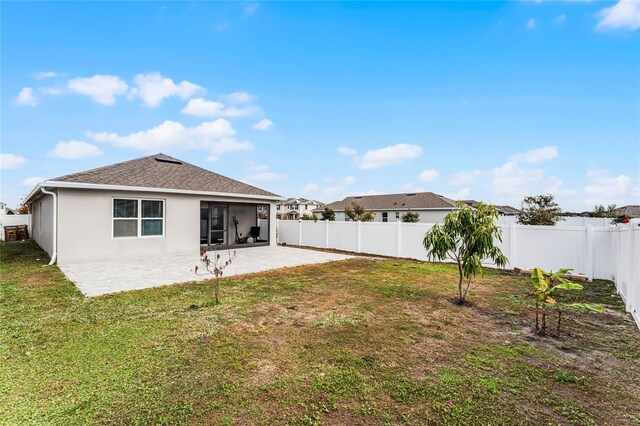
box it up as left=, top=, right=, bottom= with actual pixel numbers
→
left=354, top=196, right=362, bottom=199
left=406, top=193, right=416, bottom=196
left=155, top=157, right=182, bottom=165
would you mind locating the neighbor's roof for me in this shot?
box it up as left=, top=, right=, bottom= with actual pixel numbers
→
left=26, top=153, right=280, bottom=201
left=321, top=192, right=457, bottom=211
left=462, top=200, right=520, bottom=215
left=611, top=205, right=640, bottom=218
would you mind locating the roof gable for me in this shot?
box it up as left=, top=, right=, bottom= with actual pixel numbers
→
left=50, top=153, right=279, bottom=198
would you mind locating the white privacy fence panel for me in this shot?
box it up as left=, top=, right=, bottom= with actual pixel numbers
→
left=496, top=216, right=613, bottom=227
left=0, top=214, right=31, bottom=241
left=300, top=220, right=326, bottom=248
left=277, top=219, right=640, bottom=329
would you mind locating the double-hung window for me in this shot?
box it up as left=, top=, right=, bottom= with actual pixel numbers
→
left=113, top=198, right=164, bottom=238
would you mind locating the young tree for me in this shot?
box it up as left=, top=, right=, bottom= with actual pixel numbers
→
left=193, top=247, right=237, bottom=304
left=423, top=202, right=508, bottom=304
left=517, top=194, right=564, bottom=225
left=320, top=207, right=336, bottom=221
left=344, top=202, right=375, bottom=222
left=401, top=211, right=420, bottom=223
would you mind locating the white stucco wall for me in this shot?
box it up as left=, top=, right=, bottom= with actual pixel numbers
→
left=333, top=209, right=452, bottom=223
left=32, top=192, right=55, bottom=257
left=55, top=188, right=277, bottom=264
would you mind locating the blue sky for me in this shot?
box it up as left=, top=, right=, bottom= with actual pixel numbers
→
left=2, top=1, right=639, bottom=211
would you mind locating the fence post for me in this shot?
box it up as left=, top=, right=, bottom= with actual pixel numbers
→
left=298, top=219, right=302, bottom=246
left=325, top=220, right=330, bottom=248
left=356, top=221, right=362, bottom=253
left=586, top=225, right=594, bottom=281
left=509, top=223, right=516, bottom=269
left=396, top=220, right=402, bottom=258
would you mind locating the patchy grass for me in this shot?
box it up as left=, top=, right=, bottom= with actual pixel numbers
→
left=1, top=241, right=639, bottom=425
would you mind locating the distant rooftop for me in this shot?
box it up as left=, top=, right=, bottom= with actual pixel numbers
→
left=321, top=192, right=457, bottom=211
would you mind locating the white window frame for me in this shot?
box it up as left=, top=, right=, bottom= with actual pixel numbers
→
left=112, top=197, right=165, bottom=239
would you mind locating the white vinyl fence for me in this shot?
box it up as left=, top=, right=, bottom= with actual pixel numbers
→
left=0, top=214, right=31, bottom=241
left=496, top=215, right=614, bottom=226
left=277, top=219, right=640, bottom=328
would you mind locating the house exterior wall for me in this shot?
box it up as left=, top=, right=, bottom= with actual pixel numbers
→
left=55, top=188, right=277, bottom=264
left=333, top=209, right=452, bottom=223
left=32, top=192, right=55, bottom=257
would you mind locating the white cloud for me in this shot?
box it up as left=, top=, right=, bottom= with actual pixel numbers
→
left=246, top=162, right=268, bottom=171
left=68, top=74, right=128, bottom=105
left=48, top=140, right=103, bottom=159
left=181, top=98, right=260, bottom=117
left=16, top=87, right=37, bottom=106
left=222, top=92, right=254, bottom=104
left=527, top=18, right=537, bottom=29
left=509, top=145, right=558, bottom=164
left=584, top=169, right=638, bottom=205
left=252, top=119, right=273, bottom=130
left=337, top=146, right=357, bottom=156
left=88, top=119, right=252, bottom=161
left=491, top=160, right=545, bottom=203
left=445, top=188, right=471, bottom=200
left=545, top=176, right=576, bottom=196
left=247, top=172, right=285, bottom=181
left=129, top=72, right=203, bottom=107
left=401, top=183, right=425, bottom=193
left=418, top=169, right=439, bottom=183
left=22, top=177, right=46, bottom=187
left=304, top=182, right=319, bottom=192
left=0, top=154, right=27, bottom=170
left=35, top=71, right=60, bottom=79
left=449, top=170, right=482, bottom=185
left=244, top=2, right=259, bottom=15
left=39, top=87, right=62, bottom=96
left=552, top=14, right=566, bottom=24
left=596, top=0, right=640, bottom=31
left=358, top=144, right=423, bottom=170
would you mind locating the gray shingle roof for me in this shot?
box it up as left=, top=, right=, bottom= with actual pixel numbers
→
left=611, top=205, right=640, bottom=218
left=51, top=153, right=279, bottom=198
left=321, top=192, right=457, bottom=211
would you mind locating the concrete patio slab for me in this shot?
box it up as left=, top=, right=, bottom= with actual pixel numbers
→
left=58, top=246, right=354, bottom=297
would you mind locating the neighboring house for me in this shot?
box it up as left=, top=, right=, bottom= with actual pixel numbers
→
left=0, top=202, right=15, bottom=215
left=22, top=153, right=282, bottom=265
left=276, top=198, right=324, bottom=220
left=317, top=192, right=457, bottom=223
left=462, top=200, right=521, bottom=216
left=611, top=205, right=640, bottom=218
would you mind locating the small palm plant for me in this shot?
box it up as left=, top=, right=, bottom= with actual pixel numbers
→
left=193, top=246, right=237, bottom=304
left=531, top=267, right=604, bottom=336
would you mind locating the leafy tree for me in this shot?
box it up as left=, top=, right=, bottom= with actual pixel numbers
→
left=320, top=207, right=336, bottom=221
left=401, top=211, right=420, bottom=223
left=16, top=204, right=29, bottom=215
left=517, top=194, right=564, bottom=226
left=301, top=213, right=318, bottom=221
left=345, top=202, right=375, bottom=222
left=423, top=202, right=508, bottom=304
left=590, top=204, right=617, bottom=218
left=530, top=267, right=603, bottom=336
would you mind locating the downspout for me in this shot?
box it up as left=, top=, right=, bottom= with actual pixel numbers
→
left=40, top=187, right=57, bottom=265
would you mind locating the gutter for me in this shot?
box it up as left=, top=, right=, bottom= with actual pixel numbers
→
left=39, top=188, right=57, bottom=265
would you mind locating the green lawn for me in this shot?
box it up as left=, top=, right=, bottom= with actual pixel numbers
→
left=1, top=241, right=639, bottom=425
